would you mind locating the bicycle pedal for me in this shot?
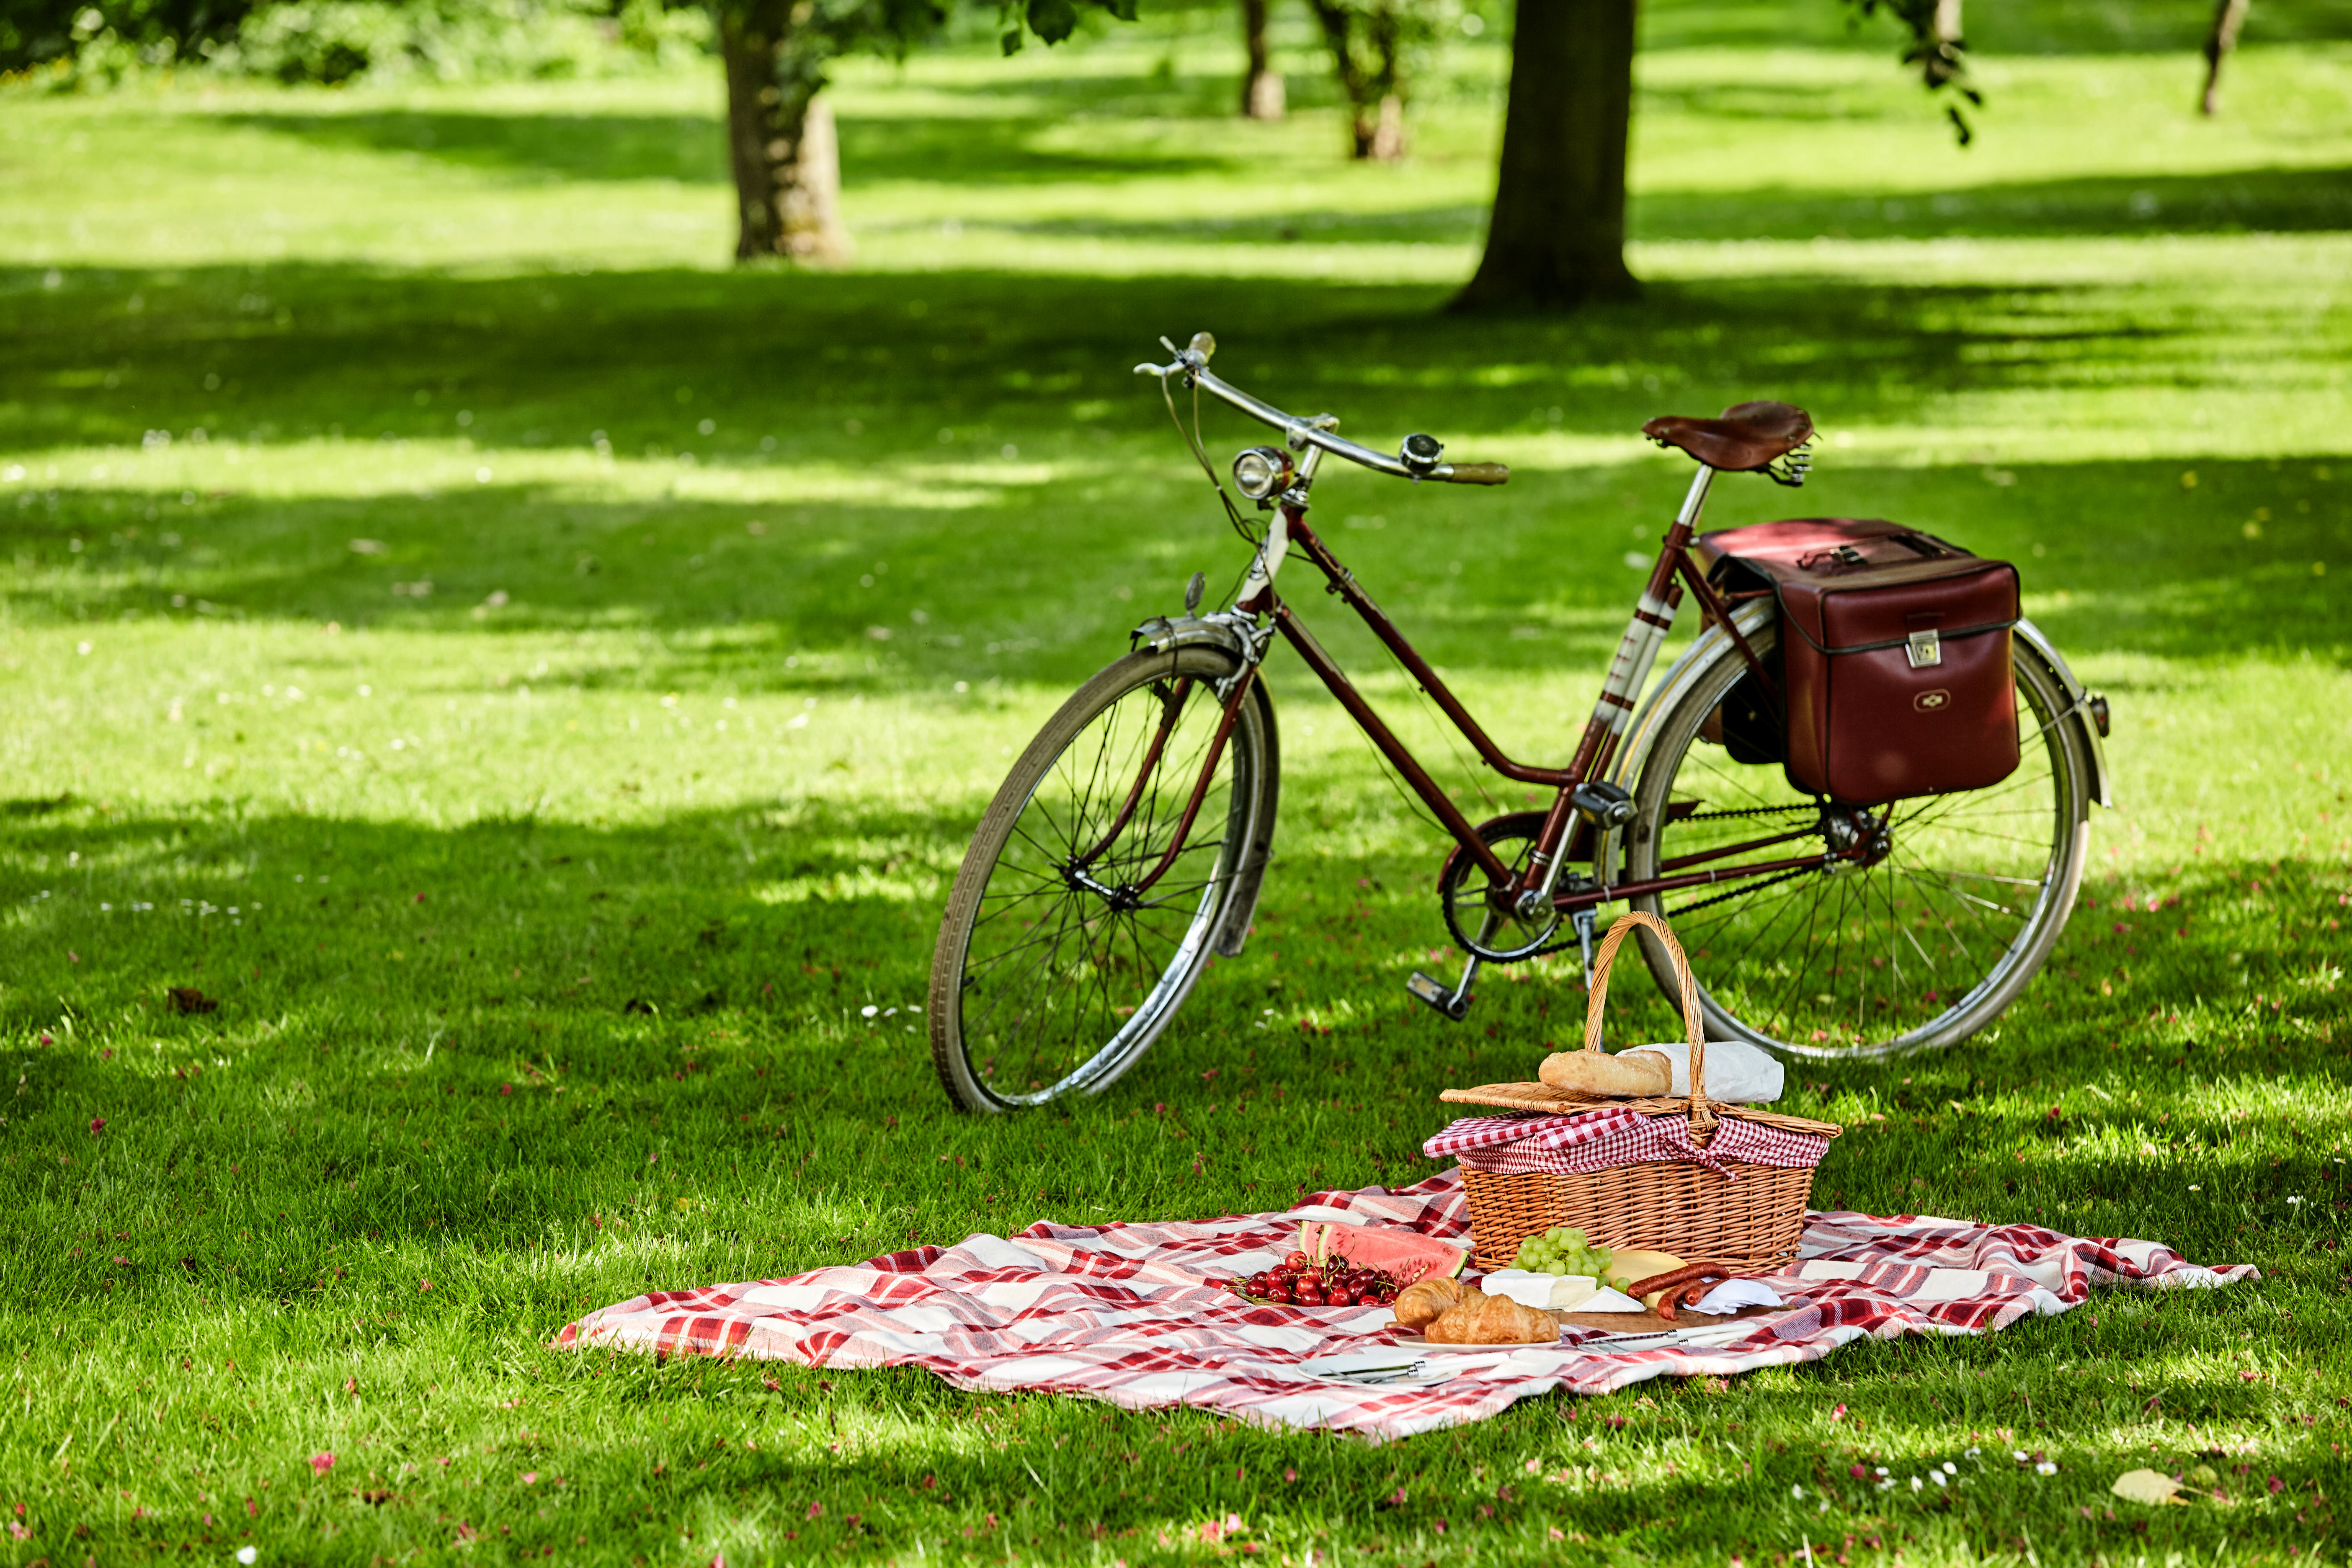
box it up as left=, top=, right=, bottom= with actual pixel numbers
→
left=1406, top=970, right=1472, bottom=1022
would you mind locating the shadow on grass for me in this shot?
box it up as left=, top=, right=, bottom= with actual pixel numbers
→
left=5, top=261, right=2345, bottom=671
left=0, top=787, right=2344, bottom=1265
left=1, top=467, right=2342, bottom=677
left=221, top=107, right=1243, bottom=188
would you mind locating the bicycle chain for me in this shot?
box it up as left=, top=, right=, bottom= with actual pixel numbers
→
left=1675, top=803, right=1821, bottom=824
left=1447, top=802, right=1835, bottom=960
left=1668, top=862, right=1819, bottom=918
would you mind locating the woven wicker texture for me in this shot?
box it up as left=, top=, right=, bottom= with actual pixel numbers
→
left=1449, top=911, right=1842, bottom=1272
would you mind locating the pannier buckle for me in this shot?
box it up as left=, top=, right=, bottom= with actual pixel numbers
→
left=1905, top=628, right=1942, bottom=668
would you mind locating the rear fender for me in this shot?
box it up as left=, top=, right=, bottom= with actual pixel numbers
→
left=2012, top=617, right=2113, bottom=809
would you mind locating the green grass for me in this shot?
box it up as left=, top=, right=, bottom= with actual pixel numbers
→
left=2, top=5, right=2350, bottom=1563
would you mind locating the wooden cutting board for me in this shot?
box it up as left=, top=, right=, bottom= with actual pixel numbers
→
left=1552, top=1302, right=1783, bottom=1334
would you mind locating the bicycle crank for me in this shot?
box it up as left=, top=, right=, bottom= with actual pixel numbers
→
left=1435, top=810, right=1572, bottom=963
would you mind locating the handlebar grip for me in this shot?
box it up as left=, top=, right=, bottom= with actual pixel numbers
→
left=1443, top=462, right=1510, bottom=486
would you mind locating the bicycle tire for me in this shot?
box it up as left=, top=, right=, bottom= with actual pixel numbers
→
left=928, top=644, right=1277, bottom=1112
left=1620, top=622, right=2091, bottom=1060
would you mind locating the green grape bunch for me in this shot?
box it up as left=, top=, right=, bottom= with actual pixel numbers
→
left=1509, top=1226, right=1615, bottom=1279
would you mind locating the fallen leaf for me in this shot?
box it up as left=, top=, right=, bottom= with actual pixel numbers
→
left=168, top=986, right=217, bottom=1014
left=2112, top=1469, right=2186, bottom=1506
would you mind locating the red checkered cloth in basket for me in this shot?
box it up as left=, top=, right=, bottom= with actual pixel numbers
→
left=1452, top=1108, right=1828, bottom=1177
left=1421, top=1105, right=1645, bottom=1158
left=554, top=1170, right=2253, bottom=1441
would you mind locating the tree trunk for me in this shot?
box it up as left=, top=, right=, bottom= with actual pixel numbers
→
left=1306, top=0, right=1377, bottom=157
left=720, top=5, right=848, bottom=263
left=2200, top=0, right=2251, bottom=114
left=1928, top=0, right=1963, bottom=84
left=1240, top=0, right=1284, bottom=118
left=1450, top=0, right=1639, bottom=312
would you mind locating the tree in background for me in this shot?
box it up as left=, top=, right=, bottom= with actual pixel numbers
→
left=1452, top=0, right=1978, bottom=312
left=1238, top=0, right=1280, bottom=116
left=2200, top=0, right=2251, bottom=113
left=1300, top=0, right=1455, bottom=159
left=718, top=0, right=1135, bottom=263
left=1448, top=0, right=1634, bottom=308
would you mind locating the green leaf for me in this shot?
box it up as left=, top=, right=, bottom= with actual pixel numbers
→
left=1024, top=0, right=1078, bottom=45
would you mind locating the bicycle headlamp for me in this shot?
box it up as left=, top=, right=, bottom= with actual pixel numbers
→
left=1231, top=445, right=1294, bottom=502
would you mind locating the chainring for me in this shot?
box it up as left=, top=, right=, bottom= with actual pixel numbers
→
left=1435, top=810, right=1573, bottom=962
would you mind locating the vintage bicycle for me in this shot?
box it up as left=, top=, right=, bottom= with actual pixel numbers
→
left=928, top=333, right=2112, bottom=1113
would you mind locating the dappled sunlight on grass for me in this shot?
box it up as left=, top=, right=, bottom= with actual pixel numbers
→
left=1, top=3, right=2348, bottom=1561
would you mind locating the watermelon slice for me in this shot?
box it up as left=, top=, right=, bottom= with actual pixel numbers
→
left=1297, top=1222, right=1467, bottom=1285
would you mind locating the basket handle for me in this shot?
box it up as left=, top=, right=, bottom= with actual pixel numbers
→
left=1578, top=910, right=1712, bottom=1130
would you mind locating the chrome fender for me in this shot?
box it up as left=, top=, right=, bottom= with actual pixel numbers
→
left=2012, top=616, right=2113, bottom=810
left=1592, top=602, right=2111, bottom=879
left=1603, top=599, right=1779, bottom=797
left=1130, top=616, right=1283, bottom=958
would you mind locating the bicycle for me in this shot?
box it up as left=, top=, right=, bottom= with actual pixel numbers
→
left=928, top=332, right=2113, bottom=1113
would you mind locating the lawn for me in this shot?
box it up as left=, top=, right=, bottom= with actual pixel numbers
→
left=1, top=1, right=2349, bottom=1562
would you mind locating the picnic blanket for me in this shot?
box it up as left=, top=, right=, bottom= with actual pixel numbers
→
left=555, top=1170, right=2254, bottom=1441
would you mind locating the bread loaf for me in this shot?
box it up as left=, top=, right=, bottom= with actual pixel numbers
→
left=1537, top=1050, right=1672, bottom=1097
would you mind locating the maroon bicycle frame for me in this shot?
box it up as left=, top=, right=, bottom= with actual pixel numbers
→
left=1097, top=499, right=1865, bottom=925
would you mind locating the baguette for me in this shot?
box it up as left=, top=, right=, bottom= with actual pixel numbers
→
left=1537, top=1050, right=1671, bottom=1098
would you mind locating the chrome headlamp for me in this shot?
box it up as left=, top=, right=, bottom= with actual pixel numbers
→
left=1231, top=445, right=1295, bottom=503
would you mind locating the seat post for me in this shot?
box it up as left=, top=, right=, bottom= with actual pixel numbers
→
left=1674, top=464, right=1718, bottom=530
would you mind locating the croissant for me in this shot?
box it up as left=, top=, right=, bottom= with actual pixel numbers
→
left=1423, top=1290, right=1559, bottom=1346
left=1537, top=1050, right=1671, bottom=1098
left=1391, top=1276, right=1463, bottom=1331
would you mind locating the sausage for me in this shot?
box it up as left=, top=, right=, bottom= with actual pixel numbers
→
left=1623, top=1261, right=1734, bottom=1321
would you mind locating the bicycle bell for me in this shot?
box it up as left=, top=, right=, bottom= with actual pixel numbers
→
left=1231, top=445, right=1295, bottom=503
left=1399, top=432, right=1444, bottom=475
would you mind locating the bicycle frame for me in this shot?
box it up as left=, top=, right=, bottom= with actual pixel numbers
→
left=1109, top=348, right=1875, bottom=949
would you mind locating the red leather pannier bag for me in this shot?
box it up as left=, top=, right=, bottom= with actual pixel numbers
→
left=1694, top=519, right=2020, bottom=804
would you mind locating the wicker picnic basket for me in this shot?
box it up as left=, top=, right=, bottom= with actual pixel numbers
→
left=1441, top=911, right=1841, bottom=1272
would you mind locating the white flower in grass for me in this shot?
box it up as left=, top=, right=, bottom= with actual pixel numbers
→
left=2013, top=1450, right=2028, bottom=1463
left=1964, top=1448, right=1980, bottom=1460
left=1942, top=1462, right=1958, bottom=1475
left=2189, top=1185, right=2201, bottom=1191
left=1875, top=1467, right=1889, bottom=1477
left=1930, top=1471, right=1947, bottom=1488
left=1791, top=1484, right=1803, bottom=1499
left=2036, top=1461, right=2058, bottom=1476
left=237, top=1551, right=258, bottom=1565
left=859, top=1005, right=878, bottom=1018
left=1909, top=1475, right=1923, bottom=1492
left=2288, top=1196, right=2304, bottom=1205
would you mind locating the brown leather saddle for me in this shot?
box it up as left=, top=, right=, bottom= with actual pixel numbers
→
left=1643, top=401, right=1813, bottom=475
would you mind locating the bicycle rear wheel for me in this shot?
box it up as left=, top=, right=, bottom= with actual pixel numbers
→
left=1621, top=624, right=2091, bottom=1059
left=928, top=644, right=1276, bottom=1112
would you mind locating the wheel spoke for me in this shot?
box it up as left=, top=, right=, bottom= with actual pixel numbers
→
left=936, top=653, right=1256, bottom=1108
left=1628, top=630, right=2086, bottom=1059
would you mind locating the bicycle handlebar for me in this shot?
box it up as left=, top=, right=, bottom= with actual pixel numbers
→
left=1136, top=336, right=1509, bottom=488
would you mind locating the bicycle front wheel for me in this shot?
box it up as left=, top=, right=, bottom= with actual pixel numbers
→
left=1622, top=623, right=2091, bottom=1060
left=928, top=644, right=1276, bottom=1112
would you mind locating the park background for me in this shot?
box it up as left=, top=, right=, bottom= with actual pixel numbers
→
left=3, top=0, right=2349, bottom=1560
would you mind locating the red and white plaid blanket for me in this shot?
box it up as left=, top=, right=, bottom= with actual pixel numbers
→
left=556, top=1171, right=2254, bottom=1441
